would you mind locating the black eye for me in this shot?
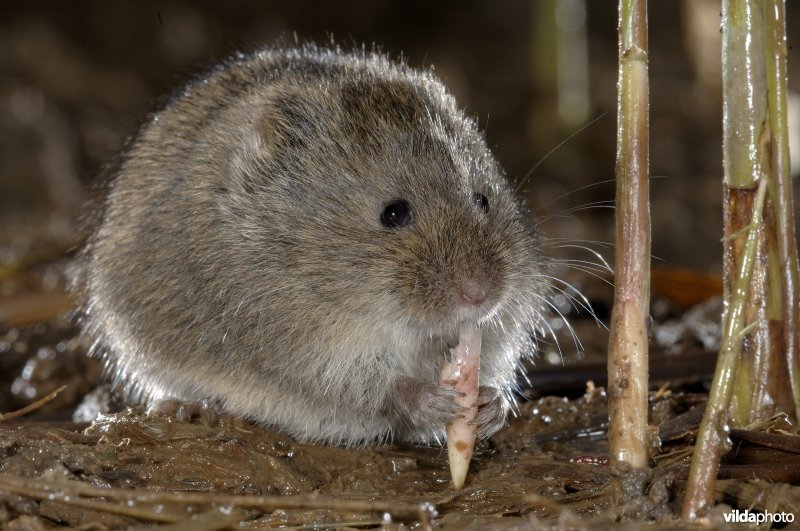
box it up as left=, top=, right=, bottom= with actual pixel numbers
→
left=474, top=192, right=489, bottom=213
left=381, top=199, right=413, bottom=228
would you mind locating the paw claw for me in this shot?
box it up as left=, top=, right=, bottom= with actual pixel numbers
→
left=387, top=378, right=509, bottom=438
left=473, top=386, right=508, bottom=440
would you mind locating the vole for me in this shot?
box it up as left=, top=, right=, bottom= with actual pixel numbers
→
left=77, top=46, right=550, bottom=445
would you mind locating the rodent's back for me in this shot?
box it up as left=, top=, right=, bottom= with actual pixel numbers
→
left=80, top=47, right=549, bottom=444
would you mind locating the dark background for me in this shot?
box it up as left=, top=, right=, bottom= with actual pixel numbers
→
left=1, top=0, right=798, bottom=273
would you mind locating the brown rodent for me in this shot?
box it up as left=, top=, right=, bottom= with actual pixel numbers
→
left=77, top=46, right=550, bottom=445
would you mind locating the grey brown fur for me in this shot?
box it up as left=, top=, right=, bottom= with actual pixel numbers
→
left=77, top=46, right=549, bottom=445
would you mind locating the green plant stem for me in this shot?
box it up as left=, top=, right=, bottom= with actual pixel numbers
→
left=682, top=177, right=768, bottom=520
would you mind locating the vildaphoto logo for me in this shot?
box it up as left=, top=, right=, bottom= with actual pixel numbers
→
left=723, top=509, right=795, bottom=525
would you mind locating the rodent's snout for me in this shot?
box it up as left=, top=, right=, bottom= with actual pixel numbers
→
left=389, top=202, right=517, bottom=329
left=457, top=276, right=493, bottom=307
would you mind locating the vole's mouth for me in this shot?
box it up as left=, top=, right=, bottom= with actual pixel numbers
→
left=453, top=299, right=501, bottom=324
left=406, top=300, right=503, bottom=341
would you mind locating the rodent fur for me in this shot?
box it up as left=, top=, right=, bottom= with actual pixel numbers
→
left=77, top=45, right=550, bottom=445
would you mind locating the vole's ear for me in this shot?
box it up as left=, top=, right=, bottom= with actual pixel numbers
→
left=224, top=92, right=285, bottom=192
left=226, top=87, right=319, bottom=192
left=257, top=92, right=288, bottom=155
left=257, top=87, right=319, bottom=156
left=225, top=88, right=303, bottom=185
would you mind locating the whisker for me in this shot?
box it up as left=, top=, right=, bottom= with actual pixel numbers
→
left=556, top=201, right=616, bottom=214
left=556, top=264, right=615, bottom=287
left=551, top=245, right=614, bottom=273
left=534, top=205, right=616, bottom=228
left=542, top=275, right=608, bottom=331
left=525, top=297, right=563, bottom=359
left=548, top=282, right=591, bottom=315
left=542, top=199, right=617, bottom=216
left=551, top=258, right=612, bottom=275
left=513, top=112, right=608, bottom=195
left=542, top=274, right=594, bottom=310
left=543, top=237, right=614, bottom=249
left=532, top=292, right=584, bottom=354
left=542, top=177, right=617, bottom=207
left=551, top=256, right=609, bottom=268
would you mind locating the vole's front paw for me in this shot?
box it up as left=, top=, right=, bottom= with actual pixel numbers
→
left=147, top=397, right=219, bottom=425
left=389, top=376, right=467, bottom=430
left=471, top=386, right=507, bottom=439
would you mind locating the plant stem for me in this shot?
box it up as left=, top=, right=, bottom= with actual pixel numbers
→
left=607, top=0, right=651, bottom=495
left=682, top=177, right=768, bottom=519
left=762, top=0, right=800, bottom=421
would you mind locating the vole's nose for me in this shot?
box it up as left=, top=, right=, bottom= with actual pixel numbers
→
left=458, top=277, right=492, bottom=306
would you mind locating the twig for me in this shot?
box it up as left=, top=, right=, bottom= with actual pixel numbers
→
left=0, top=476, right=182, bottom=523
left=0, top=473, right=434, bottom=527
left=0, top=385, right=68, bottom=423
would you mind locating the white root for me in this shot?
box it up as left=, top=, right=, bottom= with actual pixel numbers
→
left=439, top=322, right=481, bottom=489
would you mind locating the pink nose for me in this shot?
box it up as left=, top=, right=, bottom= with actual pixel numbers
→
left=458, top=279, right=490, bottom=306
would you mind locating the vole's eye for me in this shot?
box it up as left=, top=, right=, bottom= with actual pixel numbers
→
left=381, top=199, right=413, bottom=228
left=474, top=192, right=489, bottom=213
